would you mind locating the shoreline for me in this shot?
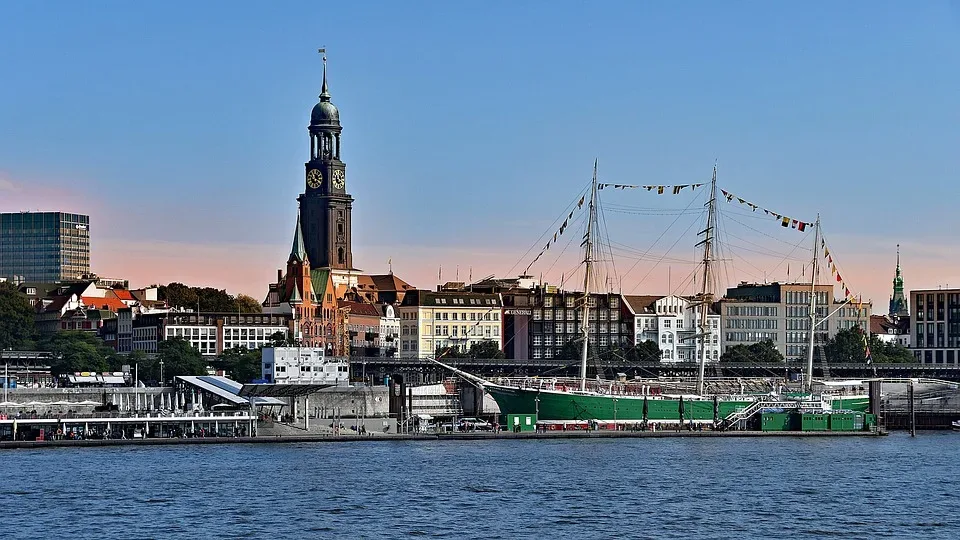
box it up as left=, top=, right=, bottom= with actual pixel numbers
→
left=0, top=429, right=886, bottom=449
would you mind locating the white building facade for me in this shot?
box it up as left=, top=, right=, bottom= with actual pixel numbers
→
left=398, top=290, right=503, bottom=358
left=261, top=347, right=349, bottom=385
left=626, top=295, right=720, bottom=363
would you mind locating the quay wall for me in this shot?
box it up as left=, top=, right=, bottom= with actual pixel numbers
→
left=0, top=429, right=884, bottom=450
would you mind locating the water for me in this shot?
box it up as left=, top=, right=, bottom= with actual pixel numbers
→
left=0, top=433, right=957, bottom=539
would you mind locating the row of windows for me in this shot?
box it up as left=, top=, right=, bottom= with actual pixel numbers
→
left=725, top=331, right=778, bottom=342
left=784, top=291, right=829, bottom=306
left=434, top=312, right=500, bottom=321
left=726, top=306, right=778, bottom=317
left=727, top=319, right=778, bottom=330
left=432, top=325, right=500, bottom=338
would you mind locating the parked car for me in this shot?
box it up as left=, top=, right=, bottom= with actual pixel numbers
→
left=457, top=417, right=493, bottom=431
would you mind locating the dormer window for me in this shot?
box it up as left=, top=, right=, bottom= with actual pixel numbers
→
left=26, top=287, right=36, bottom=295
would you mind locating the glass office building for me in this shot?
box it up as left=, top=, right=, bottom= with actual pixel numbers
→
left=0, top=212, right=90, bottom=283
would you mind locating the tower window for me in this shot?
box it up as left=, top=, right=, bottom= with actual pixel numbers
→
left=338, top=248, right=345, bottom=265
left=337, top=223, right=344, bottom=234
left=337, top=210, right=344, bottom=221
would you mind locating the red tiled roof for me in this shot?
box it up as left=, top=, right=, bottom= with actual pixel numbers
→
left=337, top=300, right=383, bottom=317
left=80, top=296, right=127, bottom=312
left=370, top=274, right=413, bottom=292
left=113, top=289, right=135, bottom=301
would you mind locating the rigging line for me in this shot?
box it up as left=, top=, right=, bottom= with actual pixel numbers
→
left=617, top=189, right=708, bottom=286
left=721, top=221, right=809, bottom=257
left=505, top=182, right=591, bottom=278
left=605, top=208, right=703, bottom=216
left=607, top=240, right=701, bottom=262
left=714, top=200, right=733, bottom=295
left=819, top=226, right=861, bottom=302
left=603, top=203, right=701, bottom=212
left=764, top=228, right=812, bottom=280
left=627, top=209, right=706, bottom=294
left=724, top=213, right=811, bottom=248
left=608, top=251, right=700, bottom=265
left=724, top=242, right=809, bottom=261
left=596, top=192, right=619, bottom=293
left=541, top=217, right=584, bottom=278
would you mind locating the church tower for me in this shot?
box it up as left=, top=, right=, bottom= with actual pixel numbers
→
left=889, top=245, right=909, bottom=318
left=299, top=51, right=359, bottom=289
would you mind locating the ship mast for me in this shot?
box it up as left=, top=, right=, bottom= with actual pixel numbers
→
left=695, top=165, right=718, bottom=396
left=804, top=215, right=821, bottom=393
left=579, top=160, right=598, bottom=392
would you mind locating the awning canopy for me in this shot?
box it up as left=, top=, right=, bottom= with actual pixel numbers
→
left=177, top=376, right=285, bottom=407
left=239, top=383, right=337, bottom=398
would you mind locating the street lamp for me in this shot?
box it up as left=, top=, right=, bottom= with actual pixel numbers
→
left=159, top=358, right=164, bottom=386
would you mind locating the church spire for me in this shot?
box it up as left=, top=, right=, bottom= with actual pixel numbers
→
left=889, top=244, right=908, bottom=317
left=290, top=212, right=309, bottom=264
left=319, top=48, right=331, bottom=102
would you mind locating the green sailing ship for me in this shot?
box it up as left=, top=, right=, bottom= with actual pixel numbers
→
left=435, top=162, right=870, bottom=427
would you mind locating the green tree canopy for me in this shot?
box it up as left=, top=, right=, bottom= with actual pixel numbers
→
left=467, top=340, right=505, bottom=359
left=0, top=282, right=35, bottom=350
left=40, top=331, right=119, bottom=376
left=868, top=335, right=915, bottom=364
left=158, top=282, right=248, bottom=312
left=720, top=340, right=784, bottom=363
left=823, top=327, right=869, bottom=364
left=157, top=338, right=209, bottom=379
left=235, top=294, right=263, bottom=314
left=218, top=346, right=262, bottom=383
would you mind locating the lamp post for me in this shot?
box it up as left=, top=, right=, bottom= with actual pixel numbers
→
left=159, top=358, right=164, bottom=386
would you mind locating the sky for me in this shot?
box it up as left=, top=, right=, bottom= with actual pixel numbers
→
left=1, top=2, right=958, bottom=310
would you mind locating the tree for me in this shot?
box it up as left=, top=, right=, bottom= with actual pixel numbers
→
left=720, top=340, right=784, bottom=363
left=268, top=331, right=289, bottom=347
left=467, top=340, right=505, bottom=359
left=218, top=346, right=263, bottom=383
left=157, top=338, right=209, bottom=379
left=41, top=331, right=115, bottom=376
left=558, top=339, right=584, bottom=361
left=823, top=327, right=868, bottom=364
left=158, top=282, right=241, bottom=312
left=0, top=282, right=35, bottom=350
left=635, top=340, right=662, bottom=362
left=158, top=282, right=198, bottom=310
left=436, top=345, right=468, bottom=359
left=867, top=335, right=915, bottom=364
left=235, top=294, right=263, bottom=314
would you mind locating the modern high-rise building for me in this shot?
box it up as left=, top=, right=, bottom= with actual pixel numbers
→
left=0, top=211, right=90, bottom=282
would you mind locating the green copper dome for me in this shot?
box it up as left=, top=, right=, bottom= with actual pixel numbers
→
left=310, top=61, right=340, bottom=126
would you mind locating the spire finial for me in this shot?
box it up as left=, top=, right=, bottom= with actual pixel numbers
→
left=290, top=209, right=308, bottom=264
left=896, top=243, right=900, bottom=268
left=319, top=48, right=331, bottom=101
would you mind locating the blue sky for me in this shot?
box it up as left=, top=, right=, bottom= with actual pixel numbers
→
left=1, top=2, right=958, bottom=307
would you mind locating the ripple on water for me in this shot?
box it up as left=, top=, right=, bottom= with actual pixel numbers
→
left=0, top=434, right=959, bottom=539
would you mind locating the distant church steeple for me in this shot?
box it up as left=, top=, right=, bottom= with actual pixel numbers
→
left=889, top=244, right=909, bottom=318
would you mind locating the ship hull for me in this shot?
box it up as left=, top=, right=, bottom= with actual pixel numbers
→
left=485, top=385, right=869, bottom=422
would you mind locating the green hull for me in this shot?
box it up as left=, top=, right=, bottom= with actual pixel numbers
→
left=485, top=385, right=869, bottom=422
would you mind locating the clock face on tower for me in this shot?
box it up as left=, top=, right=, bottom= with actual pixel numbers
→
left=332, top=169, right=345, bottom=189
left=306, top=169, right=323, bottom=189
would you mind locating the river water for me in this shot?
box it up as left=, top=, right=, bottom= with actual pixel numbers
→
left=0, top=433, right=957, bottom=539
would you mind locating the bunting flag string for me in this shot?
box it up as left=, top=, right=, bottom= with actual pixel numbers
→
left=719, top=188, right=811, bottom=233
left=524, top=193, right=589, bottom=273
left=821, top=235, right=868, bottom=311
left=597, top=183, right=703, bottom=193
